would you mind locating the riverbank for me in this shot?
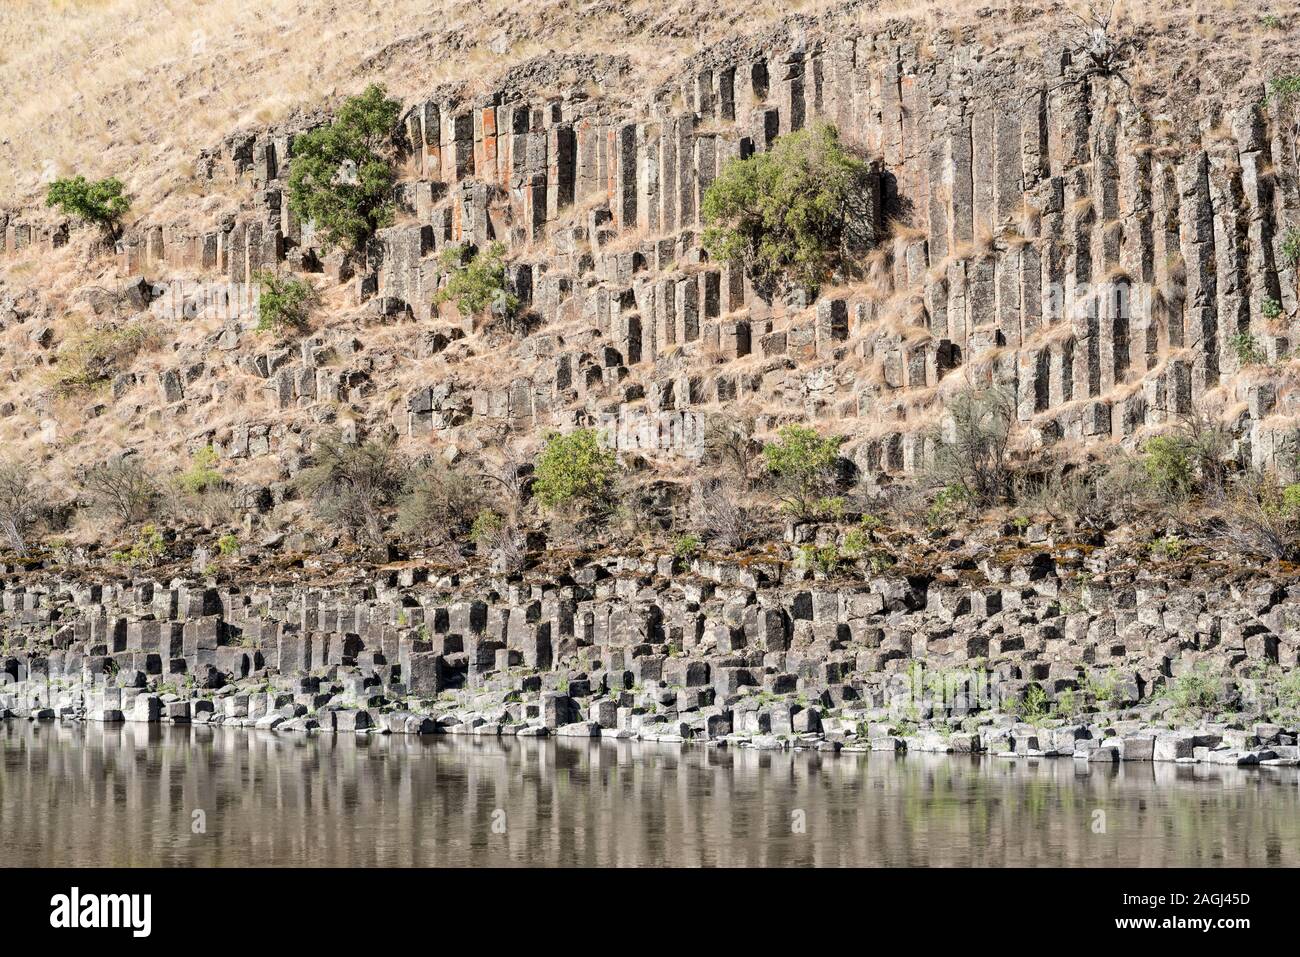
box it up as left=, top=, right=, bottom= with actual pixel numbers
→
left=3, top=679, right=1299, bottom=770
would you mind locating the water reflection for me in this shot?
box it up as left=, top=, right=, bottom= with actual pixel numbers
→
left=1, top=722, right=1297, bottom=867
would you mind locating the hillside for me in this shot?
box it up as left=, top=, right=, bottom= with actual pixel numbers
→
left=0, top=0, right=1299, bottom=560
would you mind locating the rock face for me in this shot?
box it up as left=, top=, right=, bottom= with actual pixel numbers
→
left=2, top=11, right=1297, bottom=487
left=0, top=541, right=1298, bottom=762
left=0, top=11, right=1298, bottom=765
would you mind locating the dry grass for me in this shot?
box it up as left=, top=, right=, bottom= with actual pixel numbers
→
left=0, top=0, right=837, bottom=218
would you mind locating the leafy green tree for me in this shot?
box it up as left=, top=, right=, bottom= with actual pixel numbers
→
left=287, top=84, right=402, bottom=251
left=435, top=242, right=520, bottom=323
left=762, top=424, right=844, bottom=520
left=45, top=176, right=130, bottom=239
left=254, top=270, right=316, bottom=334
left=533, top=429, right=620, bottom=514
left=702, top=122, right=874, bottom=296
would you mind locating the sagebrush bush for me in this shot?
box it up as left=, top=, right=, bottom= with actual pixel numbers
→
left=1214, top=473, right=1300, bottom=561
left=294, top=432, right=406, bottom=546
left=51, top=321, right=163, bottom=397
left=395, top=460, right=487, bottom=544
left=287, top=84, right=402, bottom=251
left=46, top=176, right=129, bottom=239
left=702, top=122, right=875, bottom=296
left=929, top=386, right=1015, bottom=507
left=1141, top=416, right=1229, bottom=499
left=0, top=459, right=41, bottom=557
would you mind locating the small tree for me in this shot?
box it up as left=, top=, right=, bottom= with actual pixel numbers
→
left=0, top=460, right=41, bottom=556
left=46, top=176, right=130, bottom=240
left=435, top=242, right=520, bottom=326
left=533, top=428, right=620, bottom=516
left=82, top=458, right=159, bottom=526
left=294, top=432, right=405, bottom=547
left=702, top=122, right=875, bottom=297
left=287, top=84, right=403, bottom=251
left=930, top=387, right=1015, bottom=507
left=762, top=424, right=844, bottom=520
left=255, top=271, right=316, bottom=335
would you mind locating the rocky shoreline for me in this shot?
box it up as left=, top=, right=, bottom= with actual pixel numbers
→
left=3, top=684, right=1299, bottom=772
left=4, top=533, right=1300, bottom=775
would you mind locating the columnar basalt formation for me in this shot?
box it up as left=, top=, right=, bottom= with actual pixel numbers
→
left=2, top=9, right=1300, bottom=758
left=1, top=536, right=1299, bottom=763
left=3, top=16, right=1297, bottom=484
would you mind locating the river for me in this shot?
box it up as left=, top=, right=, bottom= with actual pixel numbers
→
left=1, top=721, right=1297, bottom=867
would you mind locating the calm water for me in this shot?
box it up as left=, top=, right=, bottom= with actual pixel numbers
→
left=1, top=721, right=1297, bottom=867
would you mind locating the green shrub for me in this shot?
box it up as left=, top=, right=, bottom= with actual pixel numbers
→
left=1274, top=668, right=1300, bottom=718
left=1083, top=668, right=1119, bottom=704
left=701, top=122, right=875, bottom=296
left=1283, top=483, right=1300, bottom=512
left=1282, top=229, right=1300, bottom=269
left=762, top=424, right=844, bottom=521
left=533, top=429, right=620, bottom=514
left=796, top=544, right=843, bottom=576
left=435, top=242, right=519, bottom=322
left=1007, top=683, right=1051, bottom=723
left=1262, top=298, right=1283, bottom=322
left=1055, top=687, right=1078, bottom=717
left=926, top=484, right=971, bottom=527
left=110, top=523, right=165, bottom=567
left=46, top=176, right=129, bottom=238
left=841, top=526, right=870, bottom=557
left=255, top=270, right=316, bottom=334
left=1148, top=535, right=1186, bottom=560
left=672, top=533, right=701, bottom=561
left=1163, top=663, right=1223, bottom=717
left=51, top=321, right=163, bottom=396
left=0, top=460, right=40, bottom=557
left=1229, top=331, right=1266, bottom=365
left=217, top=533, right=240, bottom=557
left=178, top=446, right=222, bottom=494
left=286, top=84, right=402, bottom=251
left=1141, top=434, right=1196, bottom=498
left=1268, top=75, right=1300, bottom=110
left=470, top=509, right=503, bottom=545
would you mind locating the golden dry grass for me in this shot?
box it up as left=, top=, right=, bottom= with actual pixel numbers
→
left=0, top=0, right=839, bottom=218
